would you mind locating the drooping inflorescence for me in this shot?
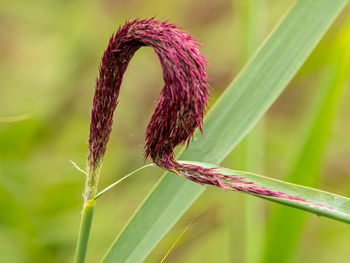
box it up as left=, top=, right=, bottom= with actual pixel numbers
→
left=88, top=17, right=209, bottom=171
left=86, top=18, right=312, bottom=204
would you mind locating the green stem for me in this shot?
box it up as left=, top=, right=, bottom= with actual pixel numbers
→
left=74, top=200, right=95, bottom=263
left=74, top=163, right=155, bottom=263
left=74, top=162, right=100, bottom=263
left=239, top=0, right=266, bottom=261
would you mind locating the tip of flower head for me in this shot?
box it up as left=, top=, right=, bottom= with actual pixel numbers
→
left=87, top=17, right=209, bottom=169
left=163, top=158, right=328, bottom=208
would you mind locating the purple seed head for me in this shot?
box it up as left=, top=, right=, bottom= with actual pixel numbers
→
left=88, top=18, right=209, bottom=169
left=87, top=18, right=319, bottom=207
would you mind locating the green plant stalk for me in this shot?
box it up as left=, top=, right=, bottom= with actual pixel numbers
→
left=73, top=163, right=155, bottom=263
left=74, top=163, right=101, bottom=263
left=74, top=200, right=95, bottom=263
left=231, top=124, right=265, bottom=262
left=243, top=126, right=265, bottom=263
left=239, top=0, right=266, bottom=262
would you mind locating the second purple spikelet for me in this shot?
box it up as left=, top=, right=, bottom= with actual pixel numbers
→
left=87, top=18, right=310, bottom=203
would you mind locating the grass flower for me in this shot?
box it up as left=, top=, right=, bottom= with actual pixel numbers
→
left=87, top=17, right=308, bottom=202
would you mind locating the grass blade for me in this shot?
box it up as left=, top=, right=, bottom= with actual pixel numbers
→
left=102, top=0, right=348, bottom=262
left=180, top=161, right=350, bottom=224
left=262, top=20, right=350, bottom=263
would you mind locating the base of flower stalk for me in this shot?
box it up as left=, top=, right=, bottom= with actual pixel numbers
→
left=74, top=200, right=95, bottom=263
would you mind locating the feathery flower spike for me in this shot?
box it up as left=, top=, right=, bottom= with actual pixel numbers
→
left=86, top=18, right=313, bottom=204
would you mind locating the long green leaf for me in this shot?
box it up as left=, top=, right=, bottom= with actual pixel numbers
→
left=263, top=20, right=350, bottom=263
left=180, top=161, right=350, bottom=223
left=103, top=0, right=348, bottom=262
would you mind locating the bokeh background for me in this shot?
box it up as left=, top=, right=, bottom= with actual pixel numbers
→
left=1, top=0, right=350, bottom=262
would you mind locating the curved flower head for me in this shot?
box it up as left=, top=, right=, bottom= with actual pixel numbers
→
left=86, top=18, right=313, bottom=204
left=88, top=18, right=209, bottom=171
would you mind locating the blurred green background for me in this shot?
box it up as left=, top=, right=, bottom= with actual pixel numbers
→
left=1, top=0, right=350, bottom=262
